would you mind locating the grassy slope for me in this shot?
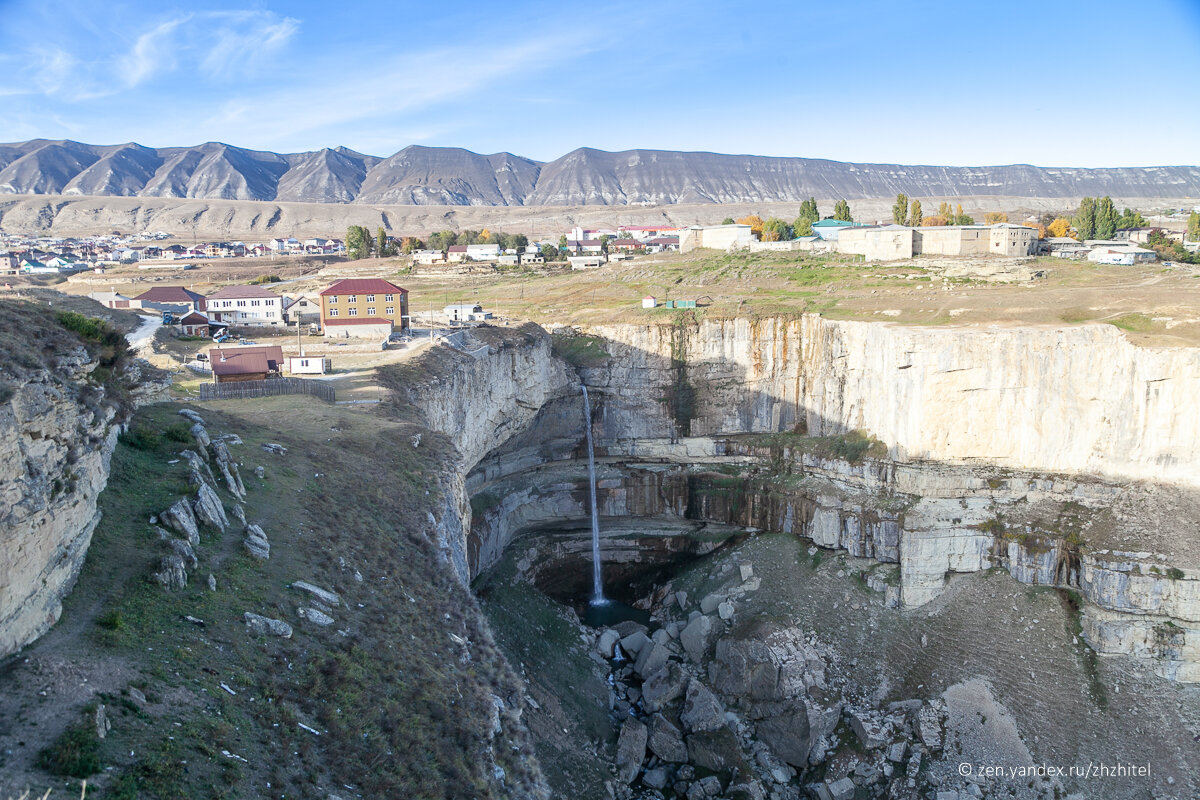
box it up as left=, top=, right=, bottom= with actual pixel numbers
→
left=20, top=397, right=541, bottom=799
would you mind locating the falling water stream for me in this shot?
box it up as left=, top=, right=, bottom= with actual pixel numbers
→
left=582, top=385, right=606, bottom=604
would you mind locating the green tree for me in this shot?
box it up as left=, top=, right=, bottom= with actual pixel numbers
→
left=721, top=217, right=736, bottom=225
left=937, top=201, right=953, bottom=220
left=511, top=233, right=529, bottom=250
left=558, top=234, right=569, bottom=252
left=1095, top=196, right=1119, bottom=239
left=832, top=199, right=852, bottom=222
left=346, top=225, right=371, bottom=260
left=953, top=204, right=974, bottom=225
left=1074, top=197, right=1097, bottom=241
left=793, top=198, right=819, bottom=237
left=892, top=194, right=909, bottom=225
left=1117, top=208, right=1147, bottom=230
left=761, top=217, right=792, bottom=242
left=599, top=234, right=612, bottom=254
left=907, top=199, right=923, bottom=227
left=427, top=230, right=457, bottom=251
left=376, top=227, right=393, bottom=257
left=1188, top=212, right=1200, bottom=242
left=540, top=243, right=559, bottom=260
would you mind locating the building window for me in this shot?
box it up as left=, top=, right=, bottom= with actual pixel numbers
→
left=386, top=306, right=394, bottom=315
left=348, top=308, right=357, bottom=316
left=366, top=294, right=375, bottom=302
left=237, top=300, right=245, bottom=307
left=347, top=295, right=357, bottom=302
left=329, top=295, right=337, bottom=303
left=251, top=300, right=260, bottom=307
left=328, top=308, right=338, bottom=316
left=367, top=307, right=375, bottom=315
left=385, top=294, right=394, bottom=301
left=300, top=359, right=309, bottom=367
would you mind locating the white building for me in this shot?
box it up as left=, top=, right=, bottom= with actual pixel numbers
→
left=288, top=355, right=331, bottom=374
left=679, top=224, right=755, bottom=253
left=466, top=243, right=501, bottom=261
left=444, top=303, right=491, bottom=322
left=206, top=285, right=285, bottom=326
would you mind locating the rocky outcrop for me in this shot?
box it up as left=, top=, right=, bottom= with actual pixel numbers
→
left=0, top=346, right=121, bottom=657
left=580, top=317, right=1200, bottom=488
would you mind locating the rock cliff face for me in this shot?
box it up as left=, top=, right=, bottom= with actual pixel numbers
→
left=580, top=316, right=1200, bottom=487
left=0, top=350, right=121, bottom=657
left=396, top=317, right=1200, bottom=679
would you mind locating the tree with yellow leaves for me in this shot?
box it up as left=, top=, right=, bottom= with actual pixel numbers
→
left=737, top=215, right=765, bottom=237
left=479, top=228, right=492, bottom=242
left=1048, top=217, right=1072, bottom=238
left=922, top=216, right=948, bottom=226
left=984, top=212, right=1009, bottom=224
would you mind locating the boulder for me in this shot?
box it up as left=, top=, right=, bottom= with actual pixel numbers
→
left=642, top=767, right=670, bottom=790
left=710, top=637, right=780, bottom=700
left=680, top=680, right=725, bottom=732
left=680, top=614, right=714, bottom=662
left=207, top=573, right=217, bottom=592
left=727, top=780, right=766, bottom=800
left=620, top=630, right=651, bottom=658
left=291, top=580, right=342, bottom=607
left=647, top=713, right=688, bottom=762
left=153, top=554, right=188, bottom=590
left=243, top=525, right=270, bottom=560
left=718, top=601, right=735, bottom=620
left=597, top=629, right=621, bottom=659
left=642, top=662, right=688, bottom=712
left=299, top=607, right=335, bottom=626
left=739, top=563, right=754, bottom=581
left=231, top=503, right=247, bottom=526
left=254, top=465, right=265, bottom=478
left=179, top=449, right=215, bottom=485
left=685, top=727, right=747, bottom=773
left=128, top=687, right=148, bottom=708
left=178, top=409, right=205, bottom=425
left=886, top=741, right=908, bottom=763
left=159, top=498, right=200, bottom=545
left=262, top=442, right=287, bottom=455
left=244, top=612, right=292, bottom=638
left=849, top=710, right=888, bottom=749
left=94, top=704, right=110, bottom=739
left=615, top=718, right=647, bottom=784
left=190, top=422, right=211, bottom=451
left=167, top=538, right=198, bottom=570
left=699, top=593, right=725, bottom=615
left=918, top=704, right=943, bottom=751
left=193, top=482, right=228, bottom=530
left=634, top=641, right=670, bottom=680
left=756, top=708, right=811, bottom=767
left=828, top=777, right=856, bottom=800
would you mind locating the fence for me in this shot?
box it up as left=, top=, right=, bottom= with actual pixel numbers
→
left=197, top=377, right=336, bottom=403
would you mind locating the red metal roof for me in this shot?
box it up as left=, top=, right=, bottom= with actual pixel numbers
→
left=206, top=284, right=281, bottom=300
left=208, top=345, right=284, bottom=375
left=179, top=311, right=209, bottom=324
left=323, top=317, right=393, bottom=326
left=319, top=279, right=408, bottom=296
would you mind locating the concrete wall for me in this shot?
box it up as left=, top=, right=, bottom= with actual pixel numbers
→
left=680, top=224, right=754, bottom=253
left=838, top=226, right=914, bottom=260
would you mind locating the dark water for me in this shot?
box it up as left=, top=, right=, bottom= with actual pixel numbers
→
left=582, top=598, right=651, bottom=628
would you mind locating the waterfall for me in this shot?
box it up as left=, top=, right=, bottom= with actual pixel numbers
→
left=582, top=385, right=606, bottom=604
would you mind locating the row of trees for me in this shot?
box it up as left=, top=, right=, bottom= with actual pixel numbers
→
left=1072, top=197, right=1152, bottom=241
left=891, top=195, right=975, bottom=227
left=719, top=199, right=855, bottom=241
left=346, top=226, right=539, bottom=260
left=346, top=226, right=393, bottom=260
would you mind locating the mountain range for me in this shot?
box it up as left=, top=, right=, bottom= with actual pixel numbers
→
left=1, top=139, right=1198, bottom=206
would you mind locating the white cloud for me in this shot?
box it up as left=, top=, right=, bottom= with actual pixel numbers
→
left=14, top=9, right=300, bottom=102
left=121, top=16, right=190, bottom=87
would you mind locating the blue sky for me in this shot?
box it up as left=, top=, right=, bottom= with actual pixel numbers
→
left=0, top=0, right=1197, bottom=167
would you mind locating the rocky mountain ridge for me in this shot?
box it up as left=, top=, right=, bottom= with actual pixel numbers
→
left=2, top=139, right=1198, bottom=206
